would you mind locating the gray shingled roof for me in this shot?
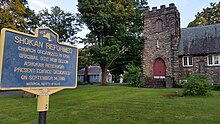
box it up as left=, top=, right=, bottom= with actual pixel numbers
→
left=178, top=23, right=220, bottom=56
left=78, top=66, right=101, bottom=75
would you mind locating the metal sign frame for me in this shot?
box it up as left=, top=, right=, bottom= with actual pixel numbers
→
left=0, top=27, right=78, bottom=95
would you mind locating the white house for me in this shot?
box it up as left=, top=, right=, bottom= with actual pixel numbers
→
left=78, top=66, right=112, bottom=83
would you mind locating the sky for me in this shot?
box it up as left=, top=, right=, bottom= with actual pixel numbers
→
left=27, top=0, right=219, bottom=38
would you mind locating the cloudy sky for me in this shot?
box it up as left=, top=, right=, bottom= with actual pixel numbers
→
left=27, top=0, right=219, bottom=38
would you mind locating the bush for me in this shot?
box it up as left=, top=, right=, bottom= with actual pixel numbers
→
left=182, top=74, right=212, bottom=96
left=123, top=64, right=142, bottom=87
left=212, top=84, right=220, bottom=91
left=173, top=83, right=183, bottom=88
left=77, top=81, right=88, bottom=85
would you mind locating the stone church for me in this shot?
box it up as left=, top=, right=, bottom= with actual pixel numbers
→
left=141, top=3, right=220, bottom=87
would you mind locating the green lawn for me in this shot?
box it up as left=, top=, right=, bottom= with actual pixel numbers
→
left=0, top=86, right=220, bottom=124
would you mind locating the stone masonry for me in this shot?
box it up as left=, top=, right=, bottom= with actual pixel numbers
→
left=178, top=56, right=220, bottom=83
left=142, top=3, right=180, bottom=87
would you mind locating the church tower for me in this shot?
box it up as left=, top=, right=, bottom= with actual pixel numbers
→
left=141, top=3, right=180, bottom=87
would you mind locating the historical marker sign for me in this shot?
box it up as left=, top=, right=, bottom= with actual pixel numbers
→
left=0, top=28, right=78, bottom=90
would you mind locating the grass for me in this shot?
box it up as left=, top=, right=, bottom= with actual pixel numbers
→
left=0, top=86, right=220, bottom=124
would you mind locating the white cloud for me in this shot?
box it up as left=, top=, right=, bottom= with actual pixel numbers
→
left=28, top=0, right=52, bottom=10
left=28, top=4, right=37, bottom=11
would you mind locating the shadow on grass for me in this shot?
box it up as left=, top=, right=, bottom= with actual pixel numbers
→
left=163, top=93, right=181, bottom=98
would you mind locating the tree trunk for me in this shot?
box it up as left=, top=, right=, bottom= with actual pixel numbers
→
left=101, top=67, right=108, bottom=85
left=84, top=65, right=89, bottom=83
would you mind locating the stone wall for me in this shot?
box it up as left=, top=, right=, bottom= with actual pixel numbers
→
left=178, top=55, right=220, bottom=83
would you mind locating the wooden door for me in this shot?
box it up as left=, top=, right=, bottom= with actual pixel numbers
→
left=153, top=58, right=166, bottom=76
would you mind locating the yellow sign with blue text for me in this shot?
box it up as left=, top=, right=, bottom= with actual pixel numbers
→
left=0, top=27, right=78, bottom=95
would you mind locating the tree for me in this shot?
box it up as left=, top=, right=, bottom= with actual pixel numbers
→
left=78, top=48, right=94, bottom=82
left=110, top=0, right=147, bottom=76
left=0, top=0, right=27, bottom=31
left=188, top=2, right=220, bottom=27
left=0, top=0, right=40, bottom=33
left=24, top=7, right=40, bottom=34
left=78, top=0, right=146, bottom=84
left=124, top=64, right=142, bottom=87
left=38, top=6, right=82, bottom=42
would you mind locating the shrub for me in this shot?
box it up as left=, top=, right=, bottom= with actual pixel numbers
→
left=173, top=83, right=183, bottom=88
left=182, top=74, right=212, bottom=96
left=212, top=84, right=220, bottom=91
left=123, top=64, right=142, bottom=87
left=77, top=81, right=88, bottom=85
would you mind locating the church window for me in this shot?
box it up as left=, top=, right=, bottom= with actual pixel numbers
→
left=214, top=56, right=219, bottom=64
left=207, top=55, right=220, bottom=66
left=155, top=19, right=163, bottom=32
left=156, top=40, right=159, bottom=48
left=189, top=57, right=193, bottom=65
left=208, top=56, right=213, bottom=65
left=182, top=56, right=193, bottom=67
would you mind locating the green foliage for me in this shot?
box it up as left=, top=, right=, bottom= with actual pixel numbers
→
left=183, top=74, right=212, bottom=96
left=78, top=49, right=93, bottom=69
left=24, top=7, right=40, bottom=34
left=0, top=0, right=27, bottom=31
left=77, top=80, right=88, bottom=85
left=78, top=0, right=148, bottom=82
left=38, top=6, right=82, bottom=42
left=211, top=84, right=220, bottom=91
left=110, top=1, right=146, bottom=75
left=123, top=64, right=142, bottom=87
left=0, top=0, right=40, bottom=33
left=173, top=82, right=183, bottom=88
left=188, top=2, right=220, bottom=27
left=0, top=2, right=81, bottom=38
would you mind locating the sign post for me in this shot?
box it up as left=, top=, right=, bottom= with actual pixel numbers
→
left=38, top=95, right=49, bottom=124
left=0, top=27, right=78, bottom=124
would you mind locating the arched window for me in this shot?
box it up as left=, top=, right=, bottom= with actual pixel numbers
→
left=155, top=19, right=163, bottom=32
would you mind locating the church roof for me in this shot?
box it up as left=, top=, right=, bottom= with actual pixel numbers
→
left=178, top=23, right=220, bottom=56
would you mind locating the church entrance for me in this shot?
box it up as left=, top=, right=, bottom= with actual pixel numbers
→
left=153, top=58, right=166, bottom=78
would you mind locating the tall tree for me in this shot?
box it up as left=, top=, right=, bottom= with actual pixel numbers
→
left=110, top=0, right=147, bottom=76
left=0, top=0, right=27, bottom=31
left=188, top=2, right=220, bottom=27
left=0, top=0, right=39, bottom=33
left=78, top=0, right=147, bottom=84
left=24, top=7, right=40, bottom=34
left=38, top=6, right=82, bottom=42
